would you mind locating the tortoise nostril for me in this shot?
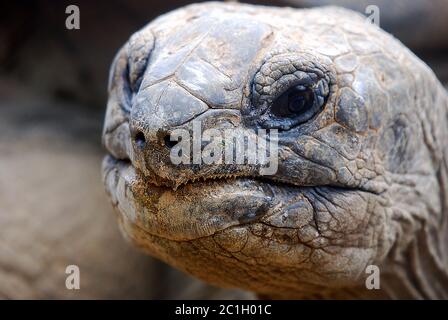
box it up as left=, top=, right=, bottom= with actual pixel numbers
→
left=164, top=134, right=177, bottom=149
left=134, top=131, right=146, bottom=148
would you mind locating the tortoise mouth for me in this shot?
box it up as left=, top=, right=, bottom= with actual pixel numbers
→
left=102, top=155, right=281, bottom=241
left=111, top=158, right=265, bottom=190
left=104, top=153, right=370, bottom=195
left=102, top=154, right=375, bottom=242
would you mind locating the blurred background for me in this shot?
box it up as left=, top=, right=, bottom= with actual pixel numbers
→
left=0, top=0, right=447, bottom=299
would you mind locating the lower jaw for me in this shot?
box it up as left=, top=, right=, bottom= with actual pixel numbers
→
left=117, top=208, right=378, bottom=299
left=103, top=155, right=382, bottom=295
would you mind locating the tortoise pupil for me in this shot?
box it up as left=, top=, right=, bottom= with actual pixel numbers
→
left=288, top=92, right=307, bottom=113
left=289, top=87, right=314, bottom=113
left=271, top=85, right=314, bottom=118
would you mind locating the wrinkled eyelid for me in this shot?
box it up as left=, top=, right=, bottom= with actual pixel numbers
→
left=252, top=71, right=330, bottom=109
left=251, top=53, right=333, bottom=100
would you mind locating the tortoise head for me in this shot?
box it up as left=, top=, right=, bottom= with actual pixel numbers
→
left=102, top=2, right=448, bottom=298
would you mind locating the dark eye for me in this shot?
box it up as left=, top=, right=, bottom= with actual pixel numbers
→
left=271, top=85, right=315, bottom=118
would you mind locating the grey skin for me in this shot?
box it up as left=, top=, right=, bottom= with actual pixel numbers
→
left=102, top=2, right=448, bottom=299
left=280, top=0, right=448, bottom=51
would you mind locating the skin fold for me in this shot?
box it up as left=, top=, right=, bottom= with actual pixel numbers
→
left=102, top=2, right=448, bottom=299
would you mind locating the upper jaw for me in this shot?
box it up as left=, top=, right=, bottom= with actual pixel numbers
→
left=151, top=167, right=267, bottom=190
left=105, top=150, right=373, bottom=195
left=129, top=161, right=263, bottom=190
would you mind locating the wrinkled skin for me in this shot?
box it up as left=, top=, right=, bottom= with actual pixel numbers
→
left=102, top=2, right=448, bottom=299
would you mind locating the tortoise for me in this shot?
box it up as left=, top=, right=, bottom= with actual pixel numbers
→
left=102, top=2, right=448, bottom=299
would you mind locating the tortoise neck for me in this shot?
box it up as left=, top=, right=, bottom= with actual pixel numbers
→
left=366, top=154, right=448, bottom=299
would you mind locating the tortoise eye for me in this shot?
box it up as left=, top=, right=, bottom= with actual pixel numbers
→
left=271, top=85, right=315, bottom=118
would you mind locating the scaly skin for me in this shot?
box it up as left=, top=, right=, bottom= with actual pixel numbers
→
left=281, top=0, right=448, bottom=51
left=102, top=2, right=448, bottom=299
